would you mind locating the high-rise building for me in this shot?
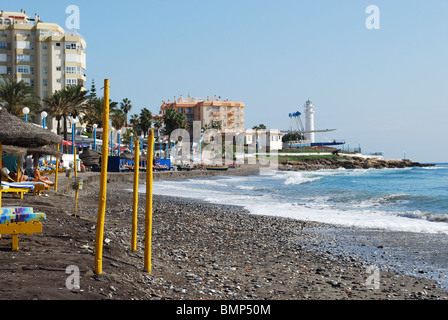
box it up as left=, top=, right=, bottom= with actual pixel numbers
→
left=160, top=94, right=245, bottom=133
left=0, top=10, right=87, bottom=129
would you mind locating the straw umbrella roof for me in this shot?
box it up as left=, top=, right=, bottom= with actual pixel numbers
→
left=0, top=107, right=63, bottom=148
left=79, top=148, right=100, bottom=166
left=27, top=145, right=63, bottom=158
left=2, top=145, right=27, bottom=156
left=120, top=151, right=134, bottom=160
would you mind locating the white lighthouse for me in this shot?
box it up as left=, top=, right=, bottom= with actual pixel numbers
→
left=305, top=99, right=315, bottom=143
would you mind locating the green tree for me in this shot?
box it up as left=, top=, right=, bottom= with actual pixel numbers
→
left=111, top=108, right=126, bottom=131
left=42, top=89, right=70, bottom=136
left=139, top=108, right=153, bottom=137
left=129, top=114, right=142, bottom=136
left=282, top=132, right=305, bottom=143
left=120, top=98, right=132, bottom=126
left=0, top=77, right=40, bottom=118
left=212, top=120, right=222, bottom=130
left=90, top=79, right=97, bottom=100
left=252, top=124, right=267, bottom=130
left=82, top=97, right=119, bottom=129
left=42, top=85, right=87, bottom=142
left=153, top=117, right=164, bottom=138
left=164, top=108, right=188, bottom=136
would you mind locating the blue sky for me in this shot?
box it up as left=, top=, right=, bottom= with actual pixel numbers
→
left=4, top=1, right=448, bottom=162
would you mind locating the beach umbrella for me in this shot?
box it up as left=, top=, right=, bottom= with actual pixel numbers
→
left=0, top=107, right=63, bottom=148
left=79, top=148, right=100, bottom=167
left=1, top=145, right=27, bottom=156
left=27, top=145, right=63, bottom=158
left=120, top=150, right=134, bottom=160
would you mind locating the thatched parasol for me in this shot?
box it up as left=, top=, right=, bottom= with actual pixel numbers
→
left=0, top=107, right=63, bottom=148
left=2, top=145, right=27, bottom=156
left=27, top=145, right=63, bottom=158
left=120, top=150, right=134, bottom=160
left=79, top=148, right=100, bottom=167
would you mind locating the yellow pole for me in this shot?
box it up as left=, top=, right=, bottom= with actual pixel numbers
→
left=16, top=155, right=20, bottom=182
left=95, top=79, right=110, bottom=275
left=0, top=142, right=2, bottom=209
left=55, top=144, right=59, bottom=192
left=74, top=147, right=78, bottom=218
left=131, top=139, right=140, bottom=251
left=144, top=129, right=154, bottom=273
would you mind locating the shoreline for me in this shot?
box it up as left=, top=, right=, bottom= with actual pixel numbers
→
left=1, top=166, right=447, bottom=300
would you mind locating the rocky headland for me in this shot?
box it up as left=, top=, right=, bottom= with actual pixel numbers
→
left=278, top=157, right=434, bottom=171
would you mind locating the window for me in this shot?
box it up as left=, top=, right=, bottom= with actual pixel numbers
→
left=43, top=67, right=47, bottom=74
left=0, top=53, right=6, bottom=62
left=56, top=42, right=61, bottom=47
left=16, top=41, right=31, bottom=49
left=66, top=54, right=86, bottom=65
left=16, top=65, right=31, bottom=74
left=0, top=66, right=6, bottom=74
left=43, top=79, right=47, bottom=86
left=30, top=79, right=34, bottom=87
left=65, top=78, right=77, bottom=86
left=42, top=44, right=47, bottom=50
left=65, top=66, right=82, bottom=74
left=65, top=42, right=78, bottom=50
left=56, top=79, right=61, bottom=83
left=0, top=41, right=9, bottom=49
left=56, top=66, right=61, bottom=71
left=5, top=19, right=11, bottom=25
left=42, top=54, right=47, bottom=62
left=16, top=54, right=31, bottom=62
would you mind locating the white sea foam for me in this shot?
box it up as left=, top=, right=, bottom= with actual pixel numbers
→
left=147, top=169, right=448, bottom=235
left=283, top=171, right=321, bottom=185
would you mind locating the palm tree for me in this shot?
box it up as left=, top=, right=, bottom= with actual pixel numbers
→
left=153, top=117, right=164, bottom=138
left=82, top=97, right=119, bottom=128
left=0, top=77, right=40, bottom=118
left=120, top=98, right=132, bottom=126
left=139, top=108, right=152, bottom=137
left=111, top=109, right=126, bottom=131
left=41, top=85, right=88, bottom=149
left=65, top=85, right=89, bottom=120
left=42, top=90, right=69, bottom=136
left=164, top=108, right=188, bottom=136
left=252, top=124, right=267, bottom=130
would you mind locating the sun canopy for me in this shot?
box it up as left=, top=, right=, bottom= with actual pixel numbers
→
left=0, top=107, right=63, bottom=148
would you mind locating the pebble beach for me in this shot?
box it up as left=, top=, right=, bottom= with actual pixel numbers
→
left=1, top=165, right=448, bottom=301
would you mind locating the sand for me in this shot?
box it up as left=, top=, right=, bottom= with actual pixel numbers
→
left=1, top=166, right=447, bottom=302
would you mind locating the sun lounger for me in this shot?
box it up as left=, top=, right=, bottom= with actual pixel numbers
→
left=0, top=207, right=46, bottom=251
left=1, top=181, right=49, bottom=198
left=0, top=181, right=33, bottom=199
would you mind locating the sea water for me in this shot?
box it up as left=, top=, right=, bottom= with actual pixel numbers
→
left=148, top=164, right=448, bottom=289
left=151, top=164, right=448, bottom=235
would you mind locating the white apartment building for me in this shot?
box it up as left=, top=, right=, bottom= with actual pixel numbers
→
left=0, top=10, right=86, bottom=129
